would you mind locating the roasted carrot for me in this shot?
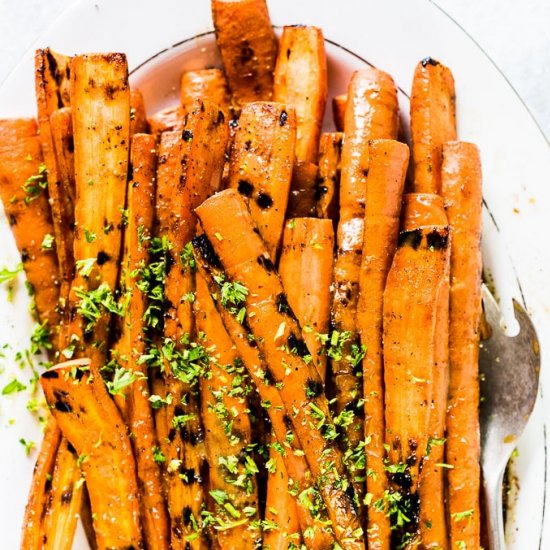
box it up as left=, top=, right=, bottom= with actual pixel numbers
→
left=40, top=359, right=142, bottom=549
left=50, top=107, right=75, bottom=206
left=401, top=193, right=450, bottom=550
left=263, top=442, right=302, bottom=550
left=130, top=88, right=148, bottom=135
left=315, top=132, right=342, bottom=223
left=286, top=161, right=318, bottom=218
left=355, top=139, right=409, bottom=550
left=274, top=25, right=327, bottom=164
left=441, top=141, right=483, bottom=549
left=212, top=0, right=277, bottom=105
left=383, top=221, right=450, bottom=502
left=34, top=50, right=74, bottom=310
left=181, top=68, right=231, bottom=116
left=332, top=94, right=347, bottom=132
left=148, top=105, right=185, bottom=138
left=331, top=67, right=399, bottom=507
left=410, top=57, right=456, bottom=194
left=193, top=236, right=335, bottom=549
left=195, top=189, right=364, bottom=549
left=194, top=273, right=261, bottom=548
left=41, top=439, right=82, bottom=550
left=113, top=133, right=170, bottom=550
left=279, top=218, right=334, bottom=382
left=227, top=102, right=296, bottom=259
left=0, top=118, right=60, bottom=328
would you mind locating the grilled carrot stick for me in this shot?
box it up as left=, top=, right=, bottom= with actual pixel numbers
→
left=159, top=101, right=228, bottom=550
left=441, top=141, right=483, bottom=549
left=227, top=102, right=296, bottom=259
left=279, top=218, right=334, bottom=382
left=0, top=118, right=60, bottom=327
left=34, top=50, right=74, bottom=310
left=148, top=105, right=185, bottom=139
left=196, top=189, right=364, bottom=549
left=401, top=193, right=450, bottom=550
left=41, top=359, right=142, bottom=549
left=274, top=25, right=327, bottom=164
left=383, top=221, right=450, bottom=499
left=410, top=57, right=456, bottom=194
left=315, top=132, right=342, bottom=223
left=263, top=442, right=302, bottom=550
left=113, top=133, right=170, bottom=550
left=286, top=161, right=318, bottom=218
left=212, top=0, right=277, bottom=105
left=181, top=68, right=231, bottom=116
left=130, top=89, right=148, bottom=135
left=331, top=67, right=399, bottom=506
left=193, top=238, right=335, bottom=549
left=194, top=273, right=261, bottom=548
left=50, top=107, right=75, bottom=206
left=332, top=94, right=347, bottom=132
left=355, top=139, right=409, bottom=550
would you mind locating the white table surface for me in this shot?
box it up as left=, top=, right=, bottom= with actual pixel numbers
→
left=1, top=0, right=550, bottom=141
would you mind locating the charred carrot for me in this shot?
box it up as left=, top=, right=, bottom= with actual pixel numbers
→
left=0, top=118, right=60, bottom=328
left=441, top=141, right=483, bottom=549
left=194, top=273, right=261, bottom=548
left=193, top=236, right=335, bottom=549
left=401, top=193, right=450, bottom=550
left=273, top=26, right=327, bottom=164
left=410, top=57, right=456, bottom=194
left=41, top=359, right=142, bottom=549
left=195, top=189, right=364, bottom=549
left=331, top=67, right=399, bottom=506
left=315, top=132, right=342, bottom=224
left=113, top=133, right=170, bottom=550
left=212, top=0, right=277, bottom=105
left=227, top=102, right=296, bottom=259
left=279, top=218, right=334, bottom=382
left=181, top=68, right=231, bottom=116
left=332, top=94, right=347, bottom=132
left=383, top=220, right=450, bottom=501
left=356, top=139, right=409, bottom=550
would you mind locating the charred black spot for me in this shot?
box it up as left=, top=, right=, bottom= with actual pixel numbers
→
left=173, top=515, right=183, bottom=538
left=127, top=162, right=133, bottom=182
left=240, top=43, right=255, bottom=64
left=279, top=110, right=288, bottom=126
left=168, top=428, right=177, bottom=442
left=158, top=154, right=167, bottom=165
left=276, top=293, right=292, bottom=315
left=345, top=483, right=356, bottom=505
left=306, top=378, right=323, bottom=398
left=264, top=366, right=276, bottom=385
left=398, top=229, right=423, bottom=250
left=181, top=467, right=200, bottom=485
left=287, top=333, right=309, bottom=357
left=185, top=544, right=191, bottom=550
left=67, top=136, right=74, bottom=153
left=244, top=139, right=252, bottom=151
left=46, top=50, right=59, bottom=83
left=67, top=441, right=77, bottom=454
left=54, top=390, right=72, bottom=413
left=21, top=249, right=30, bottom=263
left=181, top=427, right=202, bottom=446
left=61, top=490, right=72, bottom=504
left=41, top=370, right=59, bottom=379
left=286, top=48, right=292, bottom=59
left=105, top=84, right=117, bottom=100
left=362, top=168, right=369, bottom=177
left=256, top=193, right=273, bottom=209
left=315, top=183, right=328, bottom=201
left=421, top=56, right=439, bottom=67
left=182, top=130, right=193, bottom=142
left=391, top=471, right=413, bottom=490
left=229, top=118, right=239, bottom=129
left=283, top=414, right=293, bottom=429
left=216, top=110, right=225, bottom=125
left=238, top=179, right=254, bottom=197
left=426, top=229, right=448, bottom=250
left=8, top=214, right=17, bottom=226
left=44, top=477, right=52, bottom=492
left=96, top=251, right=110, bottom=265
left=73, top=367, right=86, bottom=381
left=257, top=254, right=275, bottom=272
left=191, top=234, right=222, bottom=269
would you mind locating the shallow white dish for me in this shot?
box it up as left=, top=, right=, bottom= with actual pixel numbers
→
left=0, top=0, right=549, bottom=548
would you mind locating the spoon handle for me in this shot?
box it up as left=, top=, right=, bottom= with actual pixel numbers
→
left=483, top=469, right=507, bottom=550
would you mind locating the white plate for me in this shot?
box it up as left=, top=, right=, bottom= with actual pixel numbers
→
left=1, top=0, right=549, bottom=548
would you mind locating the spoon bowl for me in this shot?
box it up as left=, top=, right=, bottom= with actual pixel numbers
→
left=479, top=284, right=541, bottom=549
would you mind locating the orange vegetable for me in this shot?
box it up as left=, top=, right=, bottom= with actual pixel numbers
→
left=130, top=89, right=148, bottom=135
left=180, top=68, right=231, bottom=116
left=356, top=139, right=409, bottom=549
left=315, top=132, right=342, bottom=223
left=332, top=94, right=347, bottom=131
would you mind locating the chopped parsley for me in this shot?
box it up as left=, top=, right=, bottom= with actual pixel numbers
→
left=22, top=163, right=47, bottom=204
left=40, top=233, right=54, bottom=251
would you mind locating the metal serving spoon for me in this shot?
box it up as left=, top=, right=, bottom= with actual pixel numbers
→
left=479, top=284, right=541, bottom=549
